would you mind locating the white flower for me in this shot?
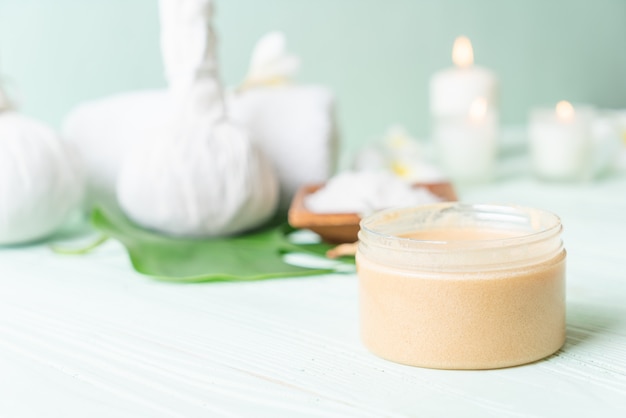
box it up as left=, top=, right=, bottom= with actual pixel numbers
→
left=353, top=125, right=446, bottom=183
left=241, top=31, right=300, bottom=89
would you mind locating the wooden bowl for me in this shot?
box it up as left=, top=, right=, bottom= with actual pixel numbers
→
left=288, top=182, right=458, bottom=244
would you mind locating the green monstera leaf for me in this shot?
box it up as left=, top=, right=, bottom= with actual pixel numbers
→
left=87, top=207, right=352, bottom=283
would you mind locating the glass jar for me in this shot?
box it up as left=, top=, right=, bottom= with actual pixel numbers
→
left=357, top=203, right=566, bottom=370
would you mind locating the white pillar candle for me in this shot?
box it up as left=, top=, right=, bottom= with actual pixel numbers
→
left=430, top=36, right=499, bottom=183
left=430, top=36, right=498, bottom=117
left=434, top=97, right=498, bottom=183
left=529, top=101, right=592, bottom=181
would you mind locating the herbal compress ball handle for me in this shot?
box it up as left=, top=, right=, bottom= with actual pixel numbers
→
left=159, top=0, right=225, bottom=118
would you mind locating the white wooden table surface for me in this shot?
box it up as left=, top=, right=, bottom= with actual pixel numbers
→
left=2, top=173, right=626, bottom=417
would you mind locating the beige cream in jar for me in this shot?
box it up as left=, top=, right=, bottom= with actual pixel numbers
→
left=357, top=203, right=566, bottom=370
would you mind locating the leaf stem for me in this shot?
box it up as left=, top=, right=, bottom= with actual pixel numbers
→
left=50, top=234, right=110, bottom=255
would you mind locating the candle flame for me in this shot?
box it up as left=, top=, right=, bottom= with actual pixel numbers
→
left=469, top=97, right=488, bottom=121
left=556, top=100, right=575, bottom=122
left=452, top=36, right=474, bottom=68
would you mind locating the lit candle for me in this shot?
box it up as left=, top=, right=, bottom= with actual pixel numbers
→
left=529, top=101, right=592, bottom=181
left=430, top=36, right=498, bottom=118
left=430, top=36, right=499, bottom=183
left=433, top=96, right=498, bottom=183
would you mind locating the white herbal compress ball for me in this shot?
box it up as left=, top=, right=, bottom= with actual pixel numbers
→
left=0, top=112, right=83, bottom=245
left=116, top=0, right=279, bottom=237
left=117, top=94, right=279, bottom=236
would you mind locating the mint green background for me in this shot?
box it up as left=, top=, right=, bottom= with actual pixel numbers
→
left=1, top=0, right=625, bottom=151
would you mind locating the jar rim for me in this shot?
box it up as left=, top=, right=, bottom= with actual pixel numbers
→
left=359, top=202, right=562, bottom=251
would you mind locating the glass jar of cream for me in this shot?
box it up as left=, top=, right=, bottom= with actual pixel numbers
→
left=357, top=203, right=566, bottom=370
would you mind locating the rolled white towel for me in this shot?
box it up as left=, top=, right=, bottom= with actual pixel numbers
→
left=230, top=85, right=338, bottom=209
left=63, top=90, right=171, bottom=209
